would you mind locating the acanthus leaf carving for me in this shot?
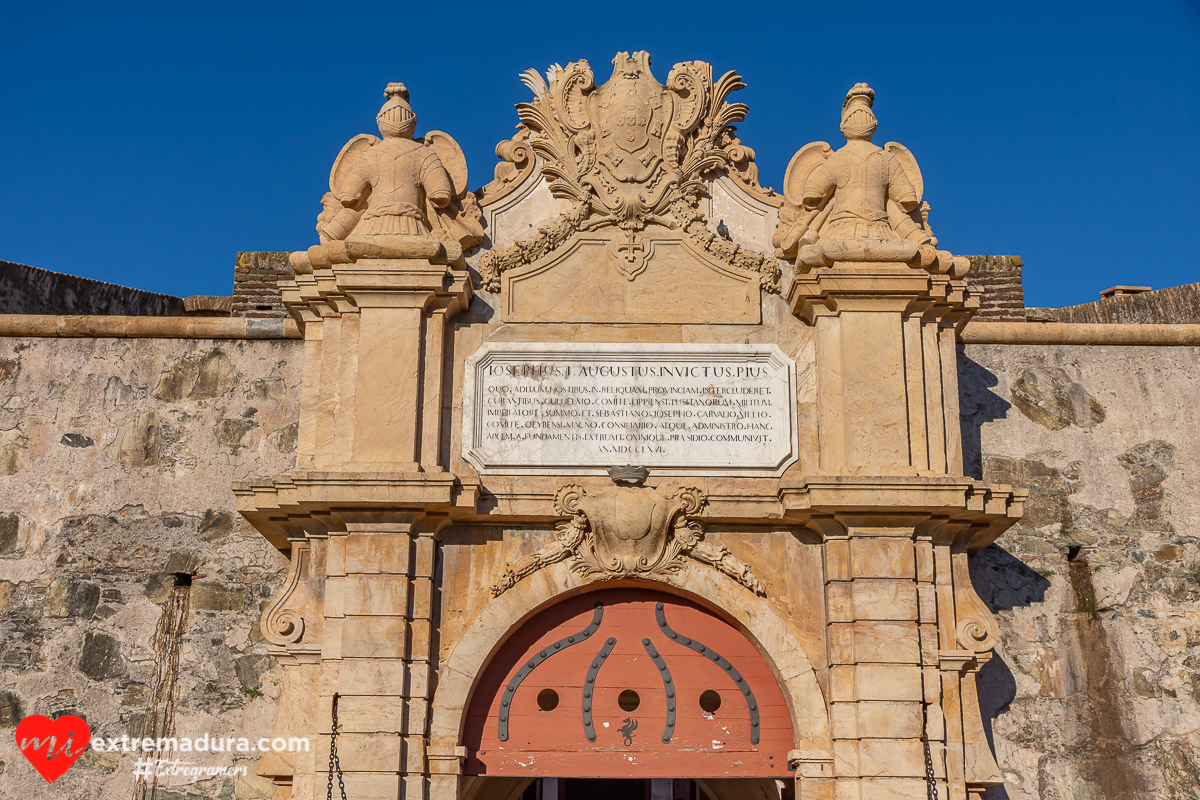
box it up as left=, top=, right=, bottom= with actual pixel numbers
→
left=477, top=52, right=781, bottom=295
left=490, top=482, right=764, bottom=597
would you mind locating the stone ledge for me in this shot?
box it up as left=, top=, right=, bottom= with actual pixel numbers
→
left=0, top=314, right=301, bottom=338
left=961, top=321, right=1200, bottom=345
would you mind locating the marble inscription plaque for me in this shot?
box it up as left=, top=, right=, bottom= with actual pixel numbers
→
left=462, top=343, right=799, bottom=476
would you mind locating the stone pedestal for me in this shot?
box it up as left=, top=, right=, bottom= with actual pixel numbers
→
left=282, top=249, right=471, bottom=473
left=788, top=262, right=975, bottom=476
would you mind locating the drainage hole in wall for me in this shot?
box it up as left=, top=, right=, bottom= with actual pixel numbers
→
left=537, top=689, right=559, bottom=711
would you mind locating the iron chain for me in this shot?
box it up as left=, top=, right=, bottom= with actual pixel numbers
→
left=327, top=693, right=347, bottom=800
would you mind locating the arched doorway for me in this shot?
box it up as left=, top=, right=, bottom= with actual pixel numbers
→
left=463, top=587, right=794, bottom=778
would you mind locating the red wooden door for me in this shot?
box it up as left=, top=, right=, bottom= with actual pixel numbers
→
left=464, top=588, right=792, bottom=777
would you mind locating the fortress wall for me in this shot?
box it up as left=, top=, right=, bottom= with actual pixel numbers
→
left=962, top=343, right=1200, bottom=799
left=0, top=336, right=302, bottom=800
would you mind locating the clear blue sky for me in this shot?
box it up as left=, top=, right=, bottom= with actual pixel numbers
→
left=1, top=1, right=1197, bottom=308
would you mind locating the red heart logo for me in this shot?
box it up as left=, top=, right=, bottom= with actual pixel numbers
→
left=14, top=714, right=91, bottom=783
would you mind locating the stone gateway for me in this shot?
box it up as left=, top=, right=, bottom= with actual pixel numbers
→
left=249, top=56, right=1018, bottom=800
left=4, top=48, right=1198, bottom=800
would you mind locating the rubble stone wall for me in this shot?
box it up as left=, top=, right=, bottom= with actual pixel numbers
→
left=0, top=336, right=302, bottom=799
left=962, top=343, right=1200, bottom=800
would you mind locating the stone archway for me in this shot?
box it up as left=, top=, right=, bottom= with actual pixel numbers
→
left=429, top=561, right=832, bottom=793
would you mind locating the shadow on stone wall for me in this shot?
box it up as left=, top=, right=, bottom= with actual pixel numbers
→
left=971, top=546, right=1051, bottom=800
left=957, top=348, right=1012, bottom=480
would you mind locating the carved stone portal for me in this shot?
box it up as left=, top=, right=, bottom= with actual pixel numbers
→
left=491, top=479, right=764, bottom=597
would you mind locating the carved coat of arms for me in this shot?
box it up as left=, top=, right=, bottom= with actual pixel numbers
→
left=490, top=475, right=764, bottom=597
left=478, top=52, right=781, bottom=293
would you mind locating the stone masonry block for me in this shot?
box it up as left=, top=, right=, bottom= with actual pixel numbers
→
left=851, top=538, right=915, bottom=579
left=405, top=698, right=429, bottom=735
left=409, top=578, right=433, bottom=619
left=830, top=704, right=856, bottom=739
left=851, top=580, right=918, bottom=621
left=405, top=774, right=428, bottom=800
left=825, top=540, right=851, bottom=581
left=346, top=533, right=412, bottom=575
left=322, top=617, right=344, bottom=660
left=829, top=667, right=855, bottom=702
left=917, top=585, right=937, bottom=623
left=327, top=537, right=346, bottom=577
left=316, top=732, right=402, bottom=771
left=855, top=702, right=923, bottom=739
left=854, top=664, right=923, bottom=701
left=832, top=739, right=857, bottom=777
left=828, top=623, right=854, bottom=664
left=826, top=582, right=853, bottom=622
left=328, top=695, right=406, bottom=734
left=344, top=575, right=410, bottom=616
left=853, top=621, right=920, bottom=663
left=415, top=536, right=435, bottom=578
left=405, top=735, right=426, bottom=773
left=409, top=618, right=432, bottom=661
left=342, top=616, right=409, bottom=659
left=325, top=577, right=345, bottom=618
left=858, top=739, right=931, bottom=778
left=858, top=778, right=932, bottom=800
left=311, top=773, right=401, bottom=800
left=339, top=659, right=408, bottom=696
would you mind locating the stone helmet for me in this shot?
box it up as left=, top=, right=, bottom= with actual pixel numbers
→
left=840, top=83, right=877, bottom=141
left=377, top=82, right=417, bottom=139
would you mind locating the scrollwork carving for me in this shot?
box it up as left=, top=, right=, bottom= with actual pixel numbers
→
left=261, top=541, right=311, bottom=647
left=491, top=483, right=763, bottom=597
left=951, top=550, right=1000, bottom=653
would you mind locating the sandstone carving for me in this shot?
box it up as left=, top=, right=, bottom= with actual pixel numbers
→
left=491, top=475, right=764, bottom=596
left=303, top=82, right=484, bottom=262
left=478, top=52, right=780, bottom=294
left=774, top=83, right=968, bottom=277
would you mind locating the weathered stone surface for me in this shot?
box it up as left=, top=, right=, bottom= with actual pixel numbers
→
left=152, top=349, right=236, bottom=402
left=0, top=259, right=185, bottom=315
left=77, top=631, right=125, bottom=680
left=191, top=580, right=248, bottom=611
left=1009, top=366, right=1106, bottom=430
left=0, top=512, right=20, bottom=555
left=267, top=422, right=298, bottom=453
left=217, top=417, right=258, bottom=448
left=0, top=689, right=23, bottom=726
left=104, top=410, right=161, bottom=467
left=247, top=377, right=286, bottom=401
left=0, top=335, right=300, bottom=800
left=45, top=578, right=100, bottom=618
left=964, top=343, right=1200, bottom=800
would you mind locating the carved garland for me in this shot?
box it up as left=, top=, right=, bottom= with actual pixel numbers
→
left=490, top=484, right=765, bottom=597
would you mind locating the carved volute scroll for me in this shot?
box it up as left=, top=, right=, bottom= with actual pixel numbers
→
left=477, top=52, right=781, bottom=295
left=951, top=549, right=1000, bottom=653
left=491, top=481, right=764, bottom=596
left=260, top=539, right=315, bottom=655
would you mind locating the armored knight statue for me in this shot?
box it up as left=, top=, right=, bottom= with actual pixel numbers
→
left=313, top=82, right=483, bottom=249
left=774, top=83, right=941, bottom=265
